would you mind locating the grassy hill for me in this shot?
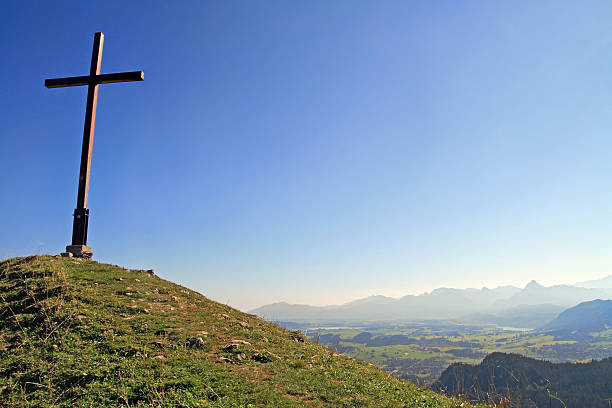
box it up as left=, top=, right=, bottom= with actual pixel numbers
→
left=0, top=256, right=481, bottom=407
left=433, top=352, right=612, bottom=407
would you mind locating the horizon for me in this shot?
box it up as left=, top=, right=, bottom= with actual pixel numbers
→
left=245, top=273, right=612, bottom=311
left=3, top=1, right=612, bottom=312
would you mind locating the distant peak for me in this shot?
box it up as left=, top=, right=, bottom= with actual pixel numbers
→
left=525, top=280, right=544, bottom=289
left=344, top=295, right=396, bottom=306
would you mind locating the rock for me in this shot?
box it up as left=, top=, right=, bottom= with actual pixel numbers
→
left=116, top=278, right=123, bottom=281
left=221, top=344, right=238, bottom=352
left=251, top=353, right=272, bottom=363
left=65, top=245, right=92, bottom=259
left=146, top=269, right=155, bottom=275
left=289, top=330, right=307, bottom=342
left=185, top=337, right=205, bottom=348
left=238, top=321, right=249, bottom=328
left=171, top=296, right=179, bottom=302
left=236, top=353, right=246, bottom=361
left=215, top=357, right=233, bottom=364
left=221, top=339, right=251, bottom=352
left=230, top=339, right=251, bottom=346
left=152, top=355, right=166, bottom=360
left=60, top=252, right=73, bottom=258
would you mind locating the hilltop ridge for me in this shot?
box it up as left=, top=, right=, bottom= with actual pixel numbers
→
left=0, top=256, right=478, bottom=407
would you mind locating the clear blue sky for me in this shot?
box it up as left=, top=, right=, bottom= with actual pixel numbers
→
left=2, top=1, right=611, bottom=310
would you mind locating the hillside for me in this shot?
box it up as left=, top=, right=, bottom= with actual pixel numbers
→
left=542, top=299, right=612, bottom=331
left=0, top=256, right=480, bottom=407
left=433, top=352, right=612, bottom=407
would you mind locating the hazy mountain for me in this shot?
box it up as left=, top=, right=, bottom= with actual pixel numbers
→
left=464, top=304, right=565, bottom=329
left=575, top=275, right=612, bottom=289
left=493, top=280, right=611, bottom=309
left=250, top=302, right=326, bottom=321
left=542, top=299, right=612, bottom=331
left=341, top=295, right=396, bottom=309
left=252, top=281, right=611, bottom=325
left=252, top=286, right=524, bottom=322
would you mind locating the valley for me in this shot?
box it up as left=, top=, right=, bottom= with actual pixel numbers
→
left=256, top=280, right=612, bottom=388
left=277, top=322, right=612, bottom=385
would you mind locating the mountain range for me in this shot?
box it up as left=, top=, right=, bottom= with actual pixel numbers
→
left=575, top=274, right=612, bottom=289
left=251, top=277, right=612, bottom=327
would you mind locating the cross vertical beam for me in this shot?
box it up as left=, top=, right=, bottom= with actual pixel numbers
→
left=72, top=32, right=104, bottom=248
left=45, top=32, right=144, bottom=258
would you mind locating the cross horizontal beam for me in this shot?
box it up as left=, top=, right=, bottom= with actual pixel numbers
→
left=44, top=71, right=144, bottom=88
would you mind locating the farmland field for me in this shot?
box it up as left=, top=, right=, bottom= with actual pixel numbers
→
left=279, top=322, right=612, bottom=385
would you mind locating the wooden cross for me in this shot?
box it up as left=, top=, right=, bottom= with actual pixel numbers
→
left=45, top=32, right=144, bottom=258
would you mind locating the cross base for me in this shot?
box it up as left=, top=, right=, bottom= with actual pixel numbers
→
left=64, top=245, right=93, bottom=259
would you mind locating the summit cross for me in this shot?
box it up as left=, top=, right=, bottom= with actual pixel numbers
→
left=45, top=32, right=144, bottom=258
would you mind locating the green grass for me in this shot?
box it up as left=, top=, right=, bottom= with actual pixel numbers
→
left=0, top=256, right=482, bottom=407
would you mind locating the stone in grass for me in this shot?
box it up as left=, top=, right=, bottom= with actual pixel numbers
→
left=230, top=339, right=251, bottom=346
left=251, top=353, right=272, bottom=363
left=221, top=340, right=250, bottom=352
left=221, top=343, right=238, bottom=352
left=185, top=337, right=206, bottom=348
left=215, top=356, right=233, bottom=364
left=289, top=330, right=307, bottom=342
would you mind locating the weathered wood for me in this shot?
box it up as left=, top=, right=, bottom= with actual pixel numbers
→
left=45, top=75, right=92, bottom=88
left=97, top=71, right=145, bottom=84
left=76, top=32, right=103, bottom=212
left=45, top=32, right=144, bottom=255
left=44, top=71, right=144, bottom=88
